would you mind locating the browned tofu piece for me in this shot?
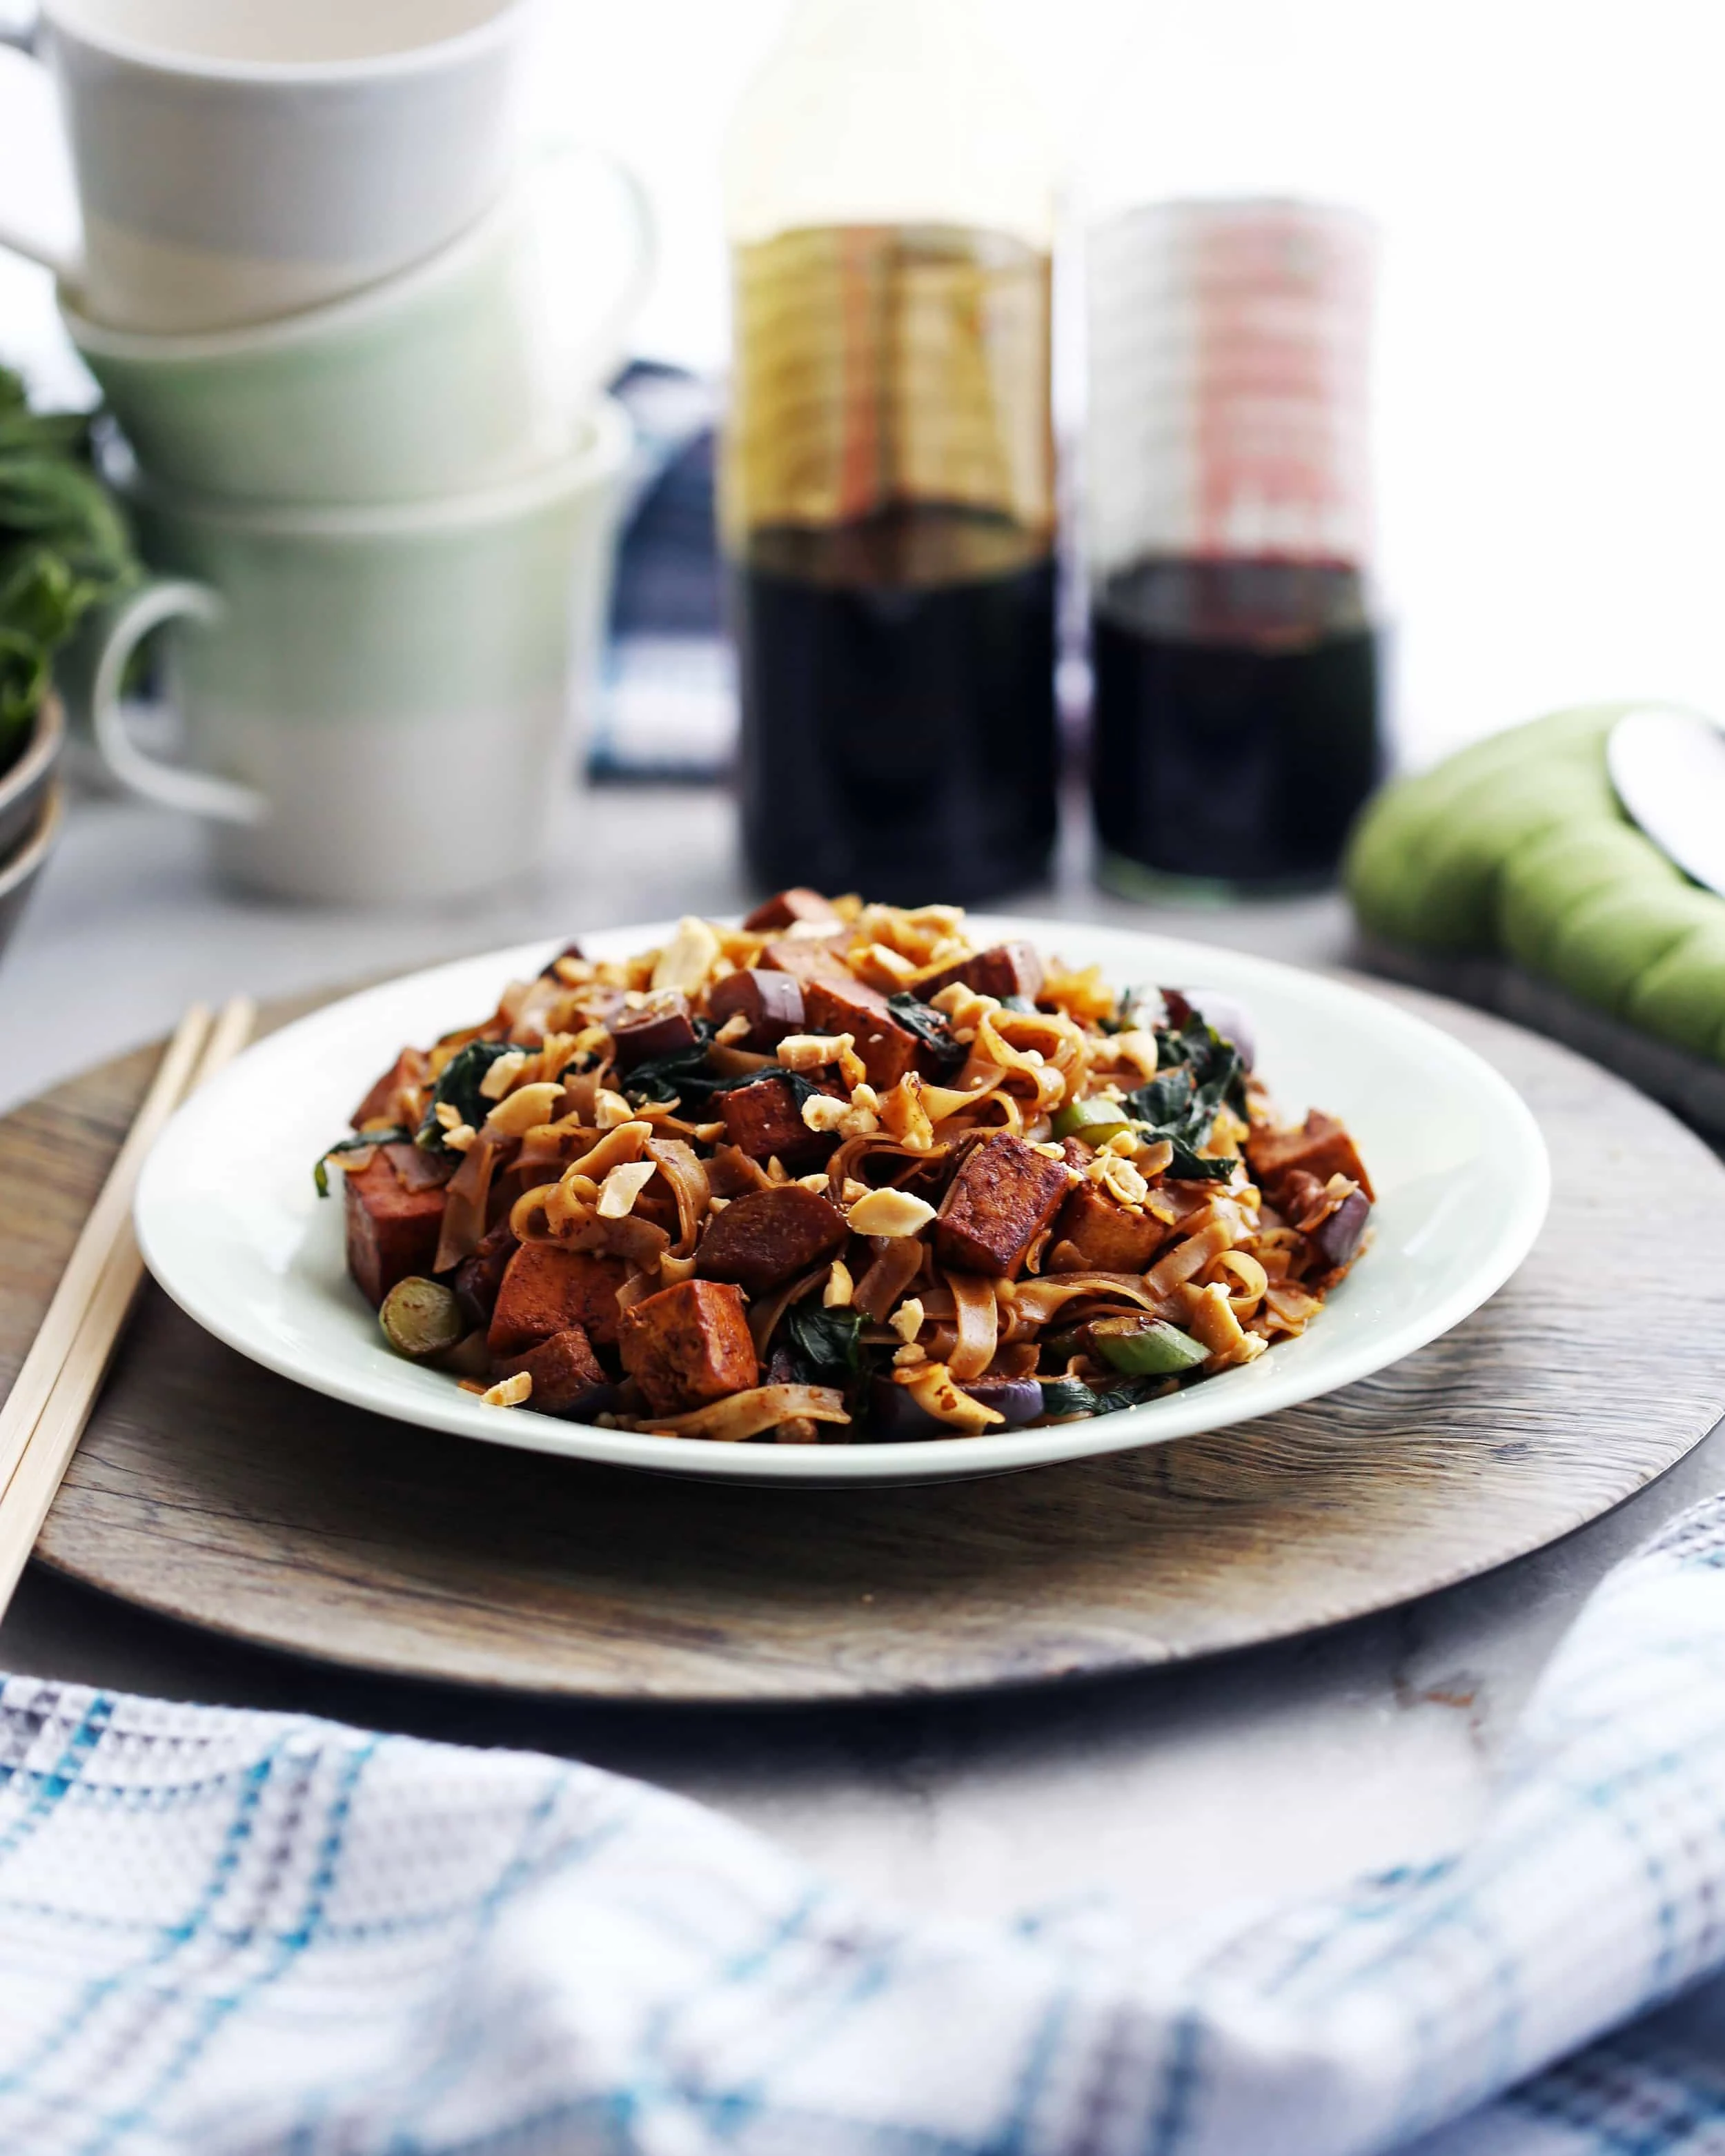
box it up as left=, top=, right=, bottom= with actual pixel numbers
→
left=611, top=990, right=698, bottom=1071
left=618, top=1279, right=758, bottom=1414
left=350, top=1046, right=430, bottom=1129
left=802, top=977, right=919, bottom=1087
left=486, top=1244, right=629, bottom=1355
left=1247, top=1111, right=1374, bottom=1203
left=743, top=888, right=841, bottom=931
left=491, top=1325, right=610, bottom=1416
left=344, top=1150, right=448, bottom=1308
left=934, top=1131, right=1072, bottom=1278
left=919, top=941, right=1045, bottom=1004
left=707, top=967, right=805, bottom=1049
left=718, top=1074, right=835, bottom=1171
left=1049, top=1180, right=1167, bottom=1273
left=696, top=1185, right=848, bottom=1296
left=758, top=936, right=853, bottom=985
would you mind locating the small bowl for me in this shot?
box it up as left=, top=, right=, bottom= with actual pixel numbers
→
left=0, top=693, right=65, bottom=865
left=0, top=784, right=63, bottom=971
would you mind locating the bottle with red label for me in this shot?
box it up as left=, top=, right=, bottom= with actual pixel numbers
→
left=1085, top=198, right=1384, bottom=896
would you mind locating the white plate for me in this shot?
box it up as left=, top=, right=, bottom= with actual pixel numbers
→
left=135, top=916, right=1551, bottom=1485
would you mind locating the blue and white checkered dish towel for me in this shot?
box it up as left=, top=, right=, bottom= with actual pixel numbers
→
left=3, top=1497, right=1725, bottom=2156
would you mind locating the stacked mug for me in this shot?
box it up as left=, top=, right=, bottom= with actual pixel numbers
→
left=0, top=0, right=647, bottom=903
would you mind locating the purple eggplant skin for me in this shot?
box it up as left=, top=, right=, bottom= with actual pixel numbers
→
left=867, top=1373, right=1044, bottom=1439
left=1165, top=987, right=1256, bottom=1071
left=1314, top=1189, right=1372, bottom=1269
left=610, top=993, right=698, bottom=1071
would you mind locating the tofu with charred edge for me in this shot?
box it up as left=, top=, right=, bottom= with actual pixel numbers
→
left=618, top=1278, right=759, bottom=1415
left=934, top=1131, right=1074, bottom=1278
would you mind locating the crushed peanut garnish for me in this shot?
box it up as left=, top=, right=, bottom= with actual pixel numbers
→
left=846, top=1187, right=936, bottom=1238
left=479, top=1049, right=529, bottom=1099
left=889, top=1297, right=925, bottom=1343
left=824, top=1258, right=854, bottom=1307
left=480, top=1372, right=533, bottom=1408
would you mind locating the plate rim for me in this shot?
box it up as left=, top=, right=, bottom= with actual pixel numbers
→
left=134, top=915, right=1553, bottom=1484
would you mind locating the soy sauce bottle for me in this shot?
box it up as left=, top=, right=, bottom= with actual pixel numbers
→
left=722, top=0, right=1059, bottom=904
left=1085, top=199, right=1386, bottom=896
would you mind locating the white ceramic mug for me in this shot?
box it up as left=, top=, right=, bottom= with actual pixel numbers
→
left=0, top=0, right=535, bottom=333
left=63, top=144, right=653, bottom=506
left=87, top=399, right=631, bottom=905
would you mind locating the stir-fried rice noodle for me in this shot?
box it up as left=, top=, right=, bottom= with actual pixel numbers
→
left=330, top=898, right=1374, bottom=1442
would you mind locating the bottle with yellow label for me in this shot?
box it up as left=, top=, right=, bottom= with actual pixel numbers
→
left=721, top=0, right=1059, bottom=903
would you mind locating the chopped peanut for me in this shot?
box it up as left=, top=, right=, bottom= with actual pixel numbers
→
left=597, top=1158, right=658, bottom=1218
left=479, top=1049, right=530, bottom=1099
left=823, top=1259, right=854, bottom=1307
left=889, top=1296, right=925, bottom=1343
left=480, top=1371, right=533, bottom=1408
left=846, top=1187, right=936, bottom=1238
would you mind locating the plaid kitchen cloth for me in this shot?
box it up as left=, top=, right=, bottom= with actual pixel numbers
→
left=4, top=1499, right=1725, bottom=2154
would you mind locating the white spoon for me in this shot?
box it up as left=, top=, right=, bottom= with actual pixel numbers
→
left=1607, top=704, right=1725, bottom=898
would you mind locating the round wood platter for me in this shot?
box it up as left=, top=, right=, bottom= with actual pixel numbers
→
left=4, top=980, right=1724, bottom=1704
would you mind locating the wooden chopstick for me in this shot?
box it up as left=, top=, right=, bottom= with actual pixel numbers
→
left=0, top=996, right=255, bottom=1613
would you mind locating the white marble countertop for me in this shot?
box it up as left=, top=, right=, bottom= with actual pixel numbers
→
left=2, top=784, right=1719, bottom=1941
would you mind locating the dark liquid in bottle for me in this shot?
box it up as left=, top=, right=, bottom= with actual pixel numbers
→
left=732, top=507, right=1058, bottom=905
left=1090, top=557, right=1383, bottom=891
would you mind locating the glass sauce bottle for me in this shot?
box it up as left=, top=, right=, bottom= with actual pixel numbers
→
left=721, top=0, right=1059, bottom=904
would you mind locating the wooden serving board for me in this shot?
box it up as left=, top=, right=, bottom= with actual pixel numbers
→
left=4, top=981, right=1724, bottom=1704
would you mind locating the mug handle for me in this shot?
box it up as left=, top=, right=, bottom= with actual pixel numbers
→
left=0, top=42, right=81, bottom=279
left=90, top=580, right=268, bottom=826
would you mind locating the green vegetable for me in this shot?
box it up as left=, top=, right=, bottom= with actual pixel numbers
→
left=313, top=1126, right=410, bottom=1197
left=1051, top=1096, right=1133, bottom=1147
left=783, top=1301, right=865, bottom=1386
left=379, top=1276, right=464, bottom=1361
left=620, top=1019, right=717, bottom=1106
left=1036, top=1373, right=1166, bottom=1421
left=885, top=992, right=966, bottom=1069
left=0, top=368, right=140, bottom=773
left=1120, top=1013, right=1245, bottom=1182
left=1089, top=1316, right=1210, bottom=1376
left=415, top=1040, right=518, bottom=1151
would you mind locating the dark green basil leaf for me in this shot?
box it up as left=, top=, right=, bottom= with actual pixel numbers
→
left=621, top=1018, right=718, bottom=1106
left=784, top=1301, right=864, bottom=1385
left=415, top=1040, right=518, bottom=1151
left=313, top=1126, right=411, bottom=1198
left=885, top=992, right=967, bottom=1069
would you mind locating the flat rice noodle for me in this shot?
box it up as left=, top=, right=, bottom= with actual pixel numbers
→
left=1145, top=1218, right=1235, bottom=1297
left=382, top=1142, right=457, bottom=1193
left=565, top=1212, right=669, bottom=1267
left=645, top=1134, right=711, bottom=1256
left=827, top=1131, right=952, bottom=1197
left=852, top=1237, right=925, bottom=1322
left=635, top=1384, right=851, bottom=1443
left=919, top=1074, right=1005, bottom=1125
left=747, top=1265, right=829, bottom=1356
left=945, top=1268, right=999, bottom=1381
left=709, top=1144, right=773, bottom=1197
left=562, top=1071, right=605, bottom=1122
left=1008, top=1272, right=1169, bottom=1329
left=709, top=1045, right=772, bottom=1078
left=433, top=1136, right=497, bottom=1272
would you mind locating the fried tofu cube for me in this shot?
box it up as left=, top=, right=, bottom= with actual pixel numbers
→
left=1246, top=1111, right=1374, bottom=1203
left=718, top=1074, right=834, bottom=1170
left=490, top=1325, right=610, bottom=1417
left=919, top=941, right=1045, bottom=1004
left=350, top=1046, right=430, bottom=1130
left=934, top=1131, right=1072, bottom=1278
left=611, top=991, right=698, bottom=1071
left=802, top=978, right=919, bottom=1087
left=618, top=1278, right=758, bottom=1414
left=486, top=1244, right=629, bottom=1355
left=344, top=1150, right=448, bottom=1308
left=695, top=1184, right=848, bottom=1296
left=1048, top=1181, right=1167, bottom=1273
left=742, top=888, right=842, bottom=931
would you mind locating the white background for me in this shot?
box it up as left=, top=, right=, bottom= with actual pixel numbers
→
left=4, top=0, right=1724, bottom=770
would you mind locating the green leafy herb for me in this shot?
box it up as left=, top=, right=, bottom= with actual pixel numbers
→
left=784, top=1301, right=865, bottom=1386
left=0, top=368, right=140, bottom=773
left=313, top=1126, right=411, bottom=1198
left=1118, top=1009, right=1248, bottom=1182
left=1001, top=993, right=1038, bottom=1014
left=1036, top=1373, right=1166, bottom=1421
left=621, top=1019, right=716, bottom=1106
left=415, top=1040, right=518, bottom=1151
left=885, top=993, right=966, bottom=1070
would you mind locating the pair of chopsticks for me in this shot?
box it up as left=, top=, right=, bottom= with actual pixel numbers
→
left=0, top=998, right=255, bottom=1617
